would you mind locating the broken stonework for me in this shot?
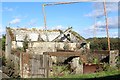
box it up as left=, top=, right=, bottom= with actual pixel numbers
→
left=109, top=50, right=119, bottom=68
left=70, top=57, right=83, bottom=74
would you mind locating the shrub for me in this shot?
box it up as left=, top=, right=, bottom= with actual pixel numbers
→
left=2, top=56, right=6, bottom=66
left=116, top=56, right=120, bottom=69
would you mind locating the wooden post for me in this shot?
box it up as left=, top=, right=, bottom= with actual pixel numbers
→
left=20, top=53, right=22, bottom=77
left=46, top=55, right=49, bottom=78
left=44, top=55, right=49, bottom=78
left=44, top=55, right=48, bottom=78
left=20, top=52, right=23, bottom=78
left=103, top=0, right=110, bottom=51
left=42, top=4, right=49, bottom=41
left=22, top=53, right=23, bottom=78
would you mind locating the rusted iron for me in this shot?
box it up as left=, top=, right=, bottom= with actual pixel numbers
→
left=43, top=51, right=81, bottom=57
left=93, top=50, right=110, bottom=54
left=83, top=63, right=103, bottom=74
left=57, top=49, right=74, bottom=52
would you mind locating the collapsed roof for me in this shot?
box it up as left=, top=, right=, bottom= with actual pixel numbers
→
left=6, top=27, right=86, bottom=43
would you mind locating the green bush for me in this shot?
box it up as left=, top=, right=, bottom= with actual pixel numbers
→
left=102, top=63, right=118, bottom=72
left=116, top=56, right=120, bottom=69
left=102, top=63, right=110, bottom=71
left=5, top=60, right=20, bottom=78
left=93, top=58, right=98, bottom=64
left=1, top=35, right=6, bottom=51
left=87, top=37, right=120, bottom=51
left=2, top=56, right=6, bottom=66
left=23, top=35, right=28, bottom=52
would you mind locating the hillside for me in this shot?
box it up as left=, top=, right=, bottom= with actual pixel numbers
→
left=86, top=37, right=120, bottom=51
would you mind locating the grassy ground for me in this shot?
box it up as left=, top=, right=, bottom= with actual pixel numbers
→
left=2, top=69, right=120, bottom=80
left=59, top=70, right=120, bottom=78
left=49, top=65, right=120, bottom=79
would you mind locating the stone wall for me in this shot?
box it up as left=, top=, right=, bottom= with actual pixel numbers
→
left=28, top=42, right=78, bottom=55
left=28, top=42, right=56, bottom=55
left=11, top=29, right=61, bottom=48
left=30, top=55, right=45, bottom=78
left=69, top=57, right=83, bottom=74
left=20, top=53, right=30, bottom=78
left=109, top=50, right=119, bottom=68
left=5, top=29, right=12, bottom=60
left=19, top=53, right=47, bottom=78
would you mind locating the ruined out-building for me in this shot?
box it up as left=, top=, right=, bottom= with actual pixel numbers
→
left=5, top=27, right=91, bottom=78
left=5, top=27, right=89, bottom=58
left=5, top=27, right=119, bottom=78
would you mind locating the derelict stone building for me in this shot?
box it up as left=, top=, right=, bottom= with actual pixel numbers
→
left=5, top=27, right=90, bottom=78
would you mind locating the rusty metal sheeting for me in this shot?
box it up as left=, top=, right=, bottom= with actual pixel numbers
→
left=83, top=63, right=103, bottom=74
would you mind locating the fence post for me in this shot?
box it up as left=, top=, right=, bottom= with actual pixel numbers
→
left=44, top=54, right=49, bottom=78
